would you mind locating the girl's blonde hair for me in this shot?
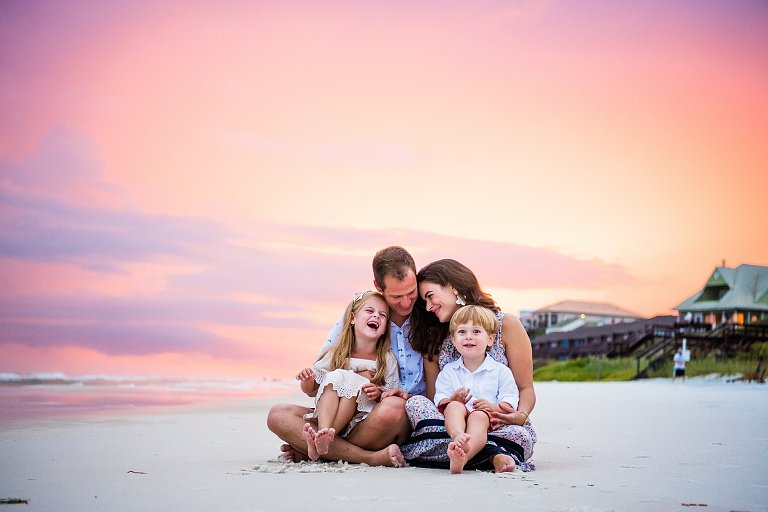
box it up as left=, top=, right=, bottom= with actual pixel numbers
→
left=323, top=291, right=391, bottom=385
left=449, top=305, right=499, bottom=336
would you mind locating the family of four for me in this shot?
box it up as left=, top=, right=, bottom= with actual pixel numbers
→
left=267, top=246, right=537, bottom=473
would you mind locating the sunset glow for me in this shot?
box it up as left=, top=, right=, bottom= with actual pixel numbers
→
left=2, top=0, right=766, bottom=379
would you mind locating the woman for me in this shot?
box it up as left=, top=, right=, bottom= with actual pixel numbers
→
left=400, top=259, right=537, bottom=472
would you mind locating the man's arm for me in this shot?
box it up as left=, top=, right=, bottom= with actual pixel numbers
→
left=317, top=311, right=345, bottom=358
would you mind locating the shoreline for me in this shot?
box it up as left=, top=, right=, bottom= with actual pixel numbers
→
left=2, top=380, right=767, bottom=512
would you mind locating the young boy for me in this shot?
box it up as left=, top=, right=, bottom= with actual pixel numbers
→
left=434, top=305, right=519, bottom=474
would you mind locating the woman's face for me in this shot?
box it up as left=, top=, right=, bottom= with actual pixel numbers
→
left=419, top=281, right=458, bottom=323
left=352, top=297, right=388, bottom=340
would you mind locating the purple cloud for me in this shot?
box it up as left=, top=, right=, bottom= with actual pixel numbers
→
left=0, top=126, right=635, bottom=361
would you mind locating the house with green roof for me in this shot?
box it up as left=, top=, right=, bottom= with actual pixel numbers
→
left=675, top=264, right=768, bottom=326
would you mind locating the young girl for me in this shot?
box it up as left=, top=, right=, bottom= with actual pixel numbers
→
left=296, top=290, right=400, bottom=461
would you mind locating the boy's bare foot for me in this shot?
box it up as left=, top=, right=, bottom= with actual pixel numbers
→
left=492, top=453, right=516, bottom=473
left=314, top=427, right=336, bottom=456
left=453, top=432, right=471, bottom=452
left=448, top=441, right=467, bottom=474
left=302, top=423, right=319, bottom=461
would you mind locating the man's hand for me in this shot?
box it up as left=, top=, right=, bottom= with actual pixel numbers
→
left=381, top=388, right=410, bottom=400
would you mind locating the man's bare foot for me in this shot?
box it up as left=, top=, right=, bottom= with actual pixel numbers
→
left=388, top=444, right=405, bottom=467
left=492, top=453, right=516, bottom=473
left=302, top=423, right=319, bottom=461
left=280, top=443, right=309, bottom=463
left=448, top=441, right=467, bottom=474
left=314, top=427, right=336, bottom=456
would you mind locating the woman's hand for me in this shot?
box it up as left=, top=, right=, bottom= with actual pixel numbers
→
left=489, top=402, right=529, bottom=428
left=361, top=383, right=383, bottom=401
left=296, top=368, right=315, bottom=381
left=449, top=387, right=472, bottom=404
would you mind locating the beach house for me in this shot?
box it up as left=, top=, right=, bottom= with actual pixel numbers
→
left=525, top=300, right=644, bottom=334
left=674, top=263, right=768, bottom=327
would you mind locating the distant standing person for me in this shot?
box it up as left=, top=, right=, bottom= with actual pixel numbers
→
left=673, top=348, right=687, bottom=382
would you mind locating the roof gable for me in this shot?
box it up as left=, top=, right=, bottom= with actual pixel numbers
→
left=676, top=264, right=768, bottom=312
left=706, top=268, right=729, bottom=287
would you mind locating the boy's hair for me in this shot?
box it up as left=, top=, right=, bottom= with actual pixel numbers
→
left=372, top=246, right=416, bottom=290
left=449, top=305, right=498, bottom=336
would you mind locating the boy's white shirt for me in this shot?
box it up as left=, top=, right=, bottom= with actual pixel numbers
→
left=433, top=354, right=519, bottom=411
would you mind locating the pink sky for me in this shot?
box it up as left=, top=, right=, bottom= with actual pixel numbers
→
left=1, top=0, right=767, bottom=379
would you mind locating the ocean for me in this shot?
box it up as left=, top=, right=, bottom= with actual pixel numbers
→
left=0, top=373, right=296, bottom=420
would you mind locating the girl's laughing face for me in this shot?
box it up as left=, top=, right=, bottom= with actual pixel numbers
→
left=352, top=297, right=388, bottom=339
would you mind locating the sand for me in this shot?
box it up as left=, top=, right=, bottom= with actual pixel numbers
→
left=1, top=379, right=767, bottom=512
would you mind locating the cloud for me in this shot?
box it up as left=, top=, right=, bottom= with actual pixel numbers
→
left=234, top=224, right=636, bottom=290
left=0, top=192, right=229, bottom=270
left=0, top=126, right=635, bottom=362
left=0, top=126, right=120, bottom=201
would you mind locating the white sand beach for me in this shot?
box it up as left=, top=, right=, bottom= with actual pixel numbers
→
left=2, top=379, right=767, bottom=512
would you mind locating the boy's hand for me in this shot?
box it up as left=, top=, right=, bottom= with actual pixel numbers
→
left=449, top=387, right=472, bottom=404
left=296, top=368, right=315, bottom=381
left=472, top=399, right=502, bottom=413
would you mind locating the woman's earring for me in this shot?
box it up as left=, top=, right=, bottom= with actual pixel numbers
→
left=455, top=292, right=466, bottom=306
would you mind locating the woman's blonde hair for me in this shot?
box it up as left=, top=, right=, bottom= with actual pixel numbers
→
left=449, top=305, right=499, bottom=336
left=323, top=291, right=391, bottom=385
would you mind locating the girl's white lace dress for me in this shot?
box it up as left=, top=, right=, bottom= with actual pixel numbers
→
left=304, top=351, right=399, bottom=436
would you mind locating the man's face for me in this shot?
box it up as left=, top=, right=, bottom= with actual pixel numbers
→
left=378, top=270, right=418, bottom=320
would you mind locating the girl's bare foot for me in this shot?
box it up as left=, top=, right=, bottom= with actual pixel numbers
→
left=492, top=453, right=516, bottom=473
left=448, top=441, right=467, bottom=474
left=302, top=423, right=319, bottom=461
left=314, top=427, right=336, bottom=456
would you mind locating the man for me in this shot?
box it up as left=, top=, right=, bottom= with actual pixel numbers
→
left=266, top=246, right=422, bottom=465
left=672, top=347, right=687, bottom=382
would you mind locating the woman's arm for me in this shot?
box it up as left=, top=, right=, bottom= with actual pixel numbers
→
left=498, top=313, right=536, bottom=425
left=423, top=356, right=440, bottom=402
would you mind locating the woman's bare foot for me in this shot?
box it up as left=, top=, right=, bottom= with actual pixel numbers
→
left=448, top=441, right=467, bottom=474
left=302, top=423, right=319, bottom=461
left=314, top=427, right=336, bottom=456
left=364, top=444, right=404, bottom=467
left=492, top=453, right=516, bottom=473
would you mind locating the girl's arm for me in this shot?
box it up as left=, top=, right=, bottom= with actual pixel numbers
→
left=498, top=313, right=536, bottom=425
left=296, top=367, right=320, bottom=397
left=423, top=355, right=440, bottom=402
